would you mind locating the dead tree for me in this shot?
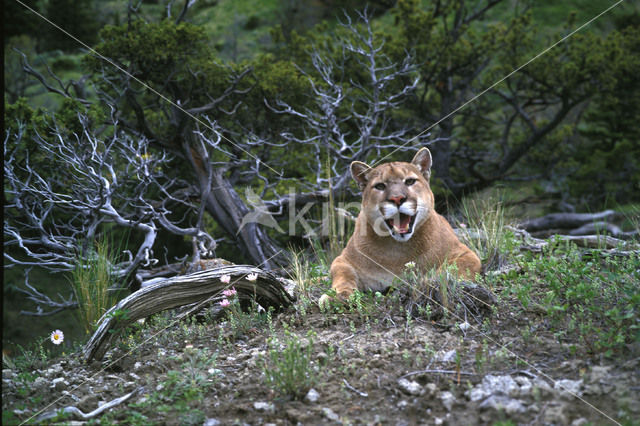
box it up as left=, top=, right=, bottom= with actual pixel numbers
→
left=4, top=111, right=217, bottom=315
left=264, top=10, right=436, bottom=206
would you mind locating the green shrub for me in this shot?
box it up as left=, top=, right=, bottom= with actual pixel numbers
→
left=262, top=332, right=317, bottom=399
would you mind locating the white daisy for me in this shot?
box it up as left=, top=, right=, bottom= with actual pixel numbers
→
left=50, top=330, right=64, bottom=345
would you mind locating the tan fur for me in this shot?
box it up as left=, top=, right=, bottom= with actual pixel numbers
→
left=328, top=148, right=481, bottom=300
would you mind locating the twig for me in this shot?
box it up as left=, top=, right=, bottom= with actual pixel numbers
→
left=343, top=379, right=368, bottom=397
left=400, top=369, right=475, bottom=379
left=34, top=387, right=142, bottom=422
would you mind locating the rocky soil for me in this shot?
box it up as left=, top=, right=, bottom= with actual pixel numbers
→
left=3, top=269, right=640, bottom=425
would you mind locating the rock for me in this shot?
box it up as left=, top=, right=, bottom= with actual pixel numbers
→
left=532, top=378, right=554, bottom=397
left=397, top=400, right=409, bottom=409
left=32, top=377, right=47, bottom=392
left=571, top=418, right=589, bottom=426
left=543, top=403, right=568, bottom=425
left=316, top=352, right=328, bottom=363
left=466, top=375, right=519, bottom=402
left=424, top=383, right=438, bottom=397
left=458, top=321, right=471, bottom=331
left=322, top=407, right=340, bottom=422
left=203, top=419, right=222, bottom=426
left=588, top=366, right=611, bottom=382
left=554, top=379, right=583, bottom=397
left=514, top=376, right=533, bottom=397
left=46, top=364, right=63, bottom=376
left=398, top=378, right=422, bottom=396
left=253, top=401, right=275, bottom=413
left=439, top=391, right=455, bottom=411
left=51, top=377, right=68, bottom=391
left=305, top=388, right=320, bottom=403
left=479, top=395, right=526, bottom=414
left=208, top=368, right=223, bottom=376
left=3, top=369, right=15, bottom=380
left=433, top=417, right=444, bottom=425
left=439, top=349, right=457, bottom=363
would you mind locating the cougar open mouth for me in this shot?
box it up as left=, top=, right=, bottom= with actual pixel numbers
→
left=385, top=212, right=416, bottom=235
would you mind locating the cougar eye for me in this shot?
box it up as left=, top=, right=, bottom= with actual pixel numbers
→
left=405, top=178, right=416, bottom=186
left=373, top=183, right=386, bottom=191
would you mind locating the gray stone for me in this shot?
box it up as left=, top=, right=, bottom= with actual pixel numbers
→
left=322, top=407, right=340, bottom=422
left=203, top=419, right=222, bottom=426
left=398, top=378, right=423, bottom=396
left=467, top=375, right=519, bottom=402
left=514, top=376, right=533, bottom=397
left=440, top=391, right=455, bottom=411
left=253, top=401, right=275, bottom=413
left=543, top=403, right=568, bottom=425
left=532, top=378, right=554, bottom=396
left=479, top=395, right=526, bottom=414
left=3, top=369, right=15, bottom=380
left=554, top=379, right=583, bottom=397
left=588, top=366, right=611, bottom=382
left=305, top=388, right=320, bottom=403
left=424, top=383, right=438, bottom=397
left=439, top=349, right=457, bottom=363
left=32, top=376, right=47, bottom=391
left=51, top=377, right=68, bottom=390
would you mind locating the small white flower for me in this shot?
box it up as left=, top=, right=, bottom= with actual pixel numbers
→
left=50, top=330, right=64, bottom=345
left=459, top=321, right=471, bottom=331
left=220, top=275, right=231, bottom=284
left=404, top=261, right=416, bottom=269
left=246, top=273, right=258, bottom=282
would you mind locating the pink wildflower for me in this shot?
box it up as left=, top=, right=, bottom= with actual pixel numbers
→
left=220, top=274, right=231, bottom=284
left=222, top=287, right=237, bottom=297
left=219, top=299, right=231, bottom=308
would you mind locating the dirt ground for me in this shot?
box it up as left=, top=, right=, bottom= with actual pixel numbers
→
left=3, top=271, right=639, bottom=426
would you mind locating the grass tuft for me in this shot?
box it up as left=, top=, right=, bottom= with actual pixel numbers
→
left=459, top=193, right=516, bottom=271
left=70, top=237, right=122, bottom=335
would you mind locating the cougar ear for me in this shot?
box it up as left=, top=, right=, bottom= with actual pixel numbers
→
left=350, top=161, right=372, bottom=190
left=411, top=147, right=432, bottom=181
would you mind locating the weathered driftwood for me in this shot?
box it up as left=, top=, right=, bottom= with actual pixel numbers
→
left=83, top=266, right=294, bottom=362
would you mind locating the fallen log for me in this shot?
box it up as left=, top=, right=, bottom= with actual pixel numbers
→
left=83, top=265, right=295, bottom=362
left=520, top=210, right=618, bottom=232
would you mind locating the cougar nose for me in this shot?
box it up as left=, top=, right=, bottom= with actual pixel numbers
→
left=388, top=195, right=406, bottom=206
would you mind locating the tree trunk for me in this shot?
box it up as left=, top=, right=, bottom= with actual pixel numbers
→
left=184, top=141, right=287, bottom=269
